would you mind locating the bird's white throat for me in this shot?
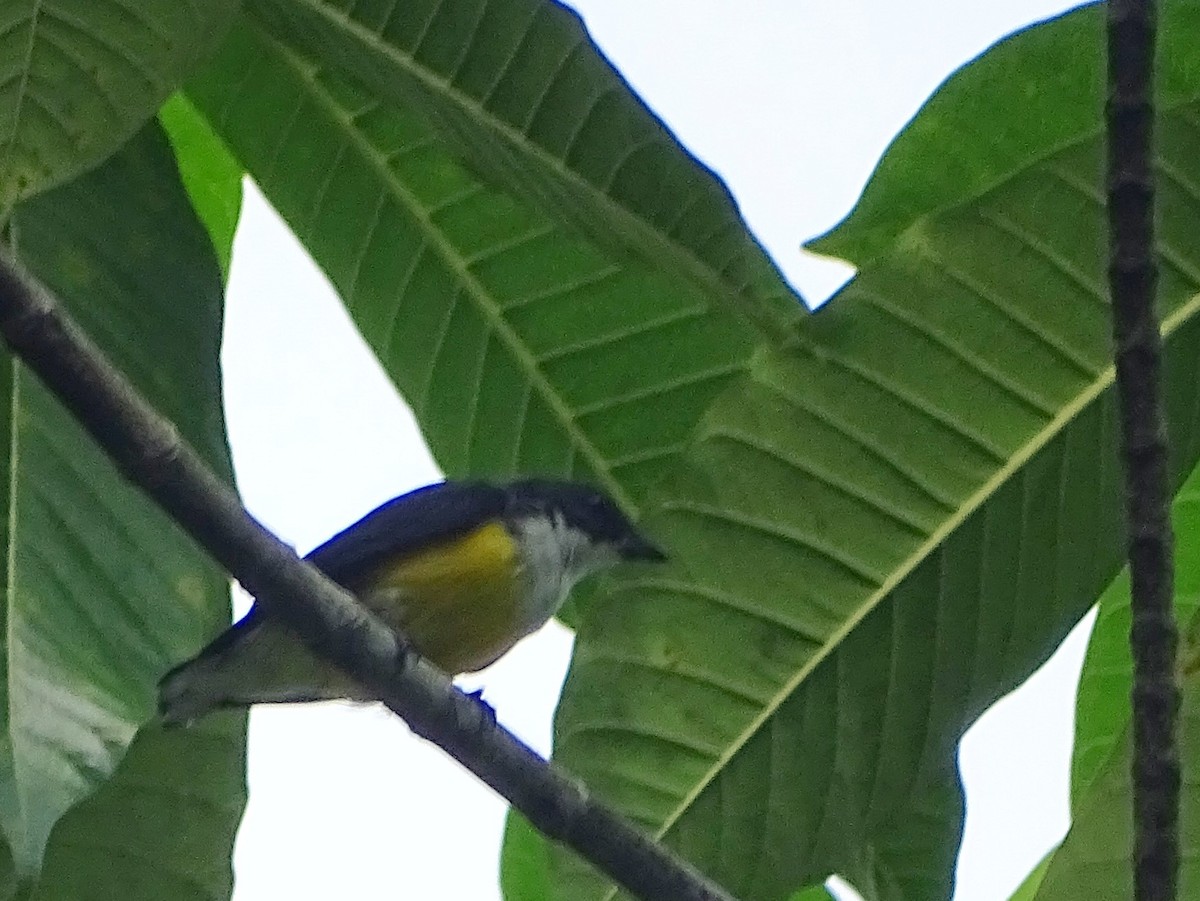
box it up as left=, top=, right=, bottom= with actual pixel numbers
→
left=510, top=513, right=617, bottom=634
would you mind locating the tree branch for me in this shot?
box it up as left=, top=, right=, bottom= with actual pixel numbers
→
left=1107, top=2, right=1179, bottom=899
left=0, top=249, right=738, bottom=901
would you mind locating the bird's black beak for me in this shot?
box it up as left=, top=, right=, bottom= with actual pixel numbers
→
left=619, top=531, right=668, bottom=562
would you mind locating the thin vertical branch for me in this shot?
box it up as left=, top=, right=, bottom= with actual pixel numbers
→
left=1107, top=2, right=1179, bottom=899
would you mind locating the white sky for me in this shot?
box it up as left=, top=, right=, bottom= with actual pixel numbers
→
left=222, top=3, right=1094, bottom=899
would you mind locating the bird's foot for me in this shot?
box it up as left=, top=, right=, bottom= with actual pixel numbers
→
left=466, top=687, right=497, bottom=725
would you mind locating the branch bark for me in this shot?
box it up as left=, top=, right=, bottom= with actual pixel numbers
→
left=0, top=249, right=738, bottom=901
left=1107, top=2, right=1179, bottom=899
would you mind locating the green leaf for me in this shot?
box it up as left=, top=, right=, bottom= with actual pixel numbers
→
left=1070, top=476, right=1200, bottom=808
left=185, top=17, right=794, bottom=510
left=0, top=840, right=15, bottom=901
left=33, top=715, right=244, bottom=901
left=809, top=1, right=1200, bottom=268
left=549, top=4, right=1200, bottom=898
left=159, top=94, right=244, bottom=280
left=1009, top=849, right=1055, bottom=901
left=500, top=810, right=550, bottom=901
left=788, top=886, right=833, bottom=901
left=4, top=122, right=245, bottom=890
left=1033, top=462, right=1200, bottom=898
left=1034, top=661, right=1200, bottom=897
left=242, top=0, right=799, bottom=339
left=0, top=0, right=240, bottom=207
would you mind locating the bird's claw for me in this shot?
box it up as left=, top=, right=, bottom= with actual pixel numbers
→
left=466, top=687, right=497, bottom=725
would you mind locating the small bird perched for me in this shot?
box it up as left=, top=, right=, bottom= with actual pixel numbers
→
left=158, top=478, right=665, bottom=724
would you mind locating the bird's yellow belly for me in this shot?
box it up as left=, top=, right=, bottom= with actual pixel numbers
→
left=355, top=522, right=524, bottom=674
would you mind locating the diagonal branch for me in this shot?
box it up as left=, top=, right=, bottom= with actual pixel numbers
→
left=0, top=249, right=739, bottom=901
left=1106, top=2, right=1179, bottom=899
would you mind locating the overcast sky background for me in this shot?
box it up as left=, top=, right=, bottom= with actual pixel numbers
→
left=221, top=3, right=1095, bottom=898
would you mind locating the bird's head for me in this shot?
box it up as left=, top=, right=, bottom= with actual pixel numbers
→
left=504, top=480, right=667, bottom=572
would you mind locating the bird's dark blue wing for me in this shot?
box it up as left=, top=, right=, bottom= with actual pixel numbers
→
left=304, top=480, right=508, bottom=587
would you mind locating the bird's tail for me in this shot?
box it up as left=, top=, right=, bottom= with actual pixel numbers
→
left=158, top=612, right=362, bottom=726
left=157, top=651, right=228, bottom=727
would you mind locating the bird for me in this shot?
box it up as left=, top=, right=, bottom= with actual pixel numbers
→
left=158, top=478, right=666, bottom=724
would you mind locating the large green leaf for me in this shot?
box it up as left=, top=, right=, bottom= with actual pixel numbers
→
left=185, top=16, right=796, bottom=512
left=0, top=1, right=239, bottom=208
left=546, top=4, right=1200, bottom=898
left=2, top=123, right=245, bottom=894
left=241, top=0, right=798, bottom=339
